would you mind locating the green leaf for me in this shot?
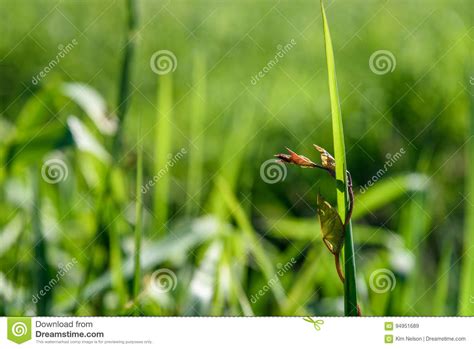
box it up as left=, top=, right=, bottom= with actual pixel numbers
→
left=320, top=0, right=358, bottom=316
left=317, top=194, right=344, bottom=255
left=353, top=174, right=428, bottom=220
left=62, top=83, right=118, bottom=135
left=0, top=214, right=24, bottom=257
left=67, top=115, right=111, bottom=162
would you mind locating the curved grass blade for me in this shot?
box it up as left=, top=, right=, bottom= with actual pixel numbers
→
left=216, top=176, right=287, bottom=307
left=353, top=174, right=428, bottom=220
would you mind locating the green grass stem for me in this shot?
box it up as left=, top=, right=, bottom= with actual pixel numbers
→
left=321, top=0, right=359, bottom=316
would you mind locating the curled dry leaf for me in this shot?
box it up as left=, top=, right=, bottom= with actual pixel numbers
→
left=313, top=144, right=336, bottom=175
left=317, top=194, right=345, bottom=255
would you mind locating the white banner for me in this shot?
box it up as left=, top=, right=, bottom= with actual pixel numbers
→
left=0, top=317, right=472, bottom=348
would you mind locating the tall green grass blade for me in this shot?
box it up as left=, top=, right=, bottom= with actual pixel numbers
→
left=216, top=176, right=287, bottom=307
left=186, top=52, right=206, bottom=216
left=154, top=74, right=173, bottom=235
left=433, top=239, right=453, bottom=316
left=89, top=0, right=138, bottom=312
left=459, top=76, right=474, bottom=315
left=231, top=275, right=254, bottom=316
left=206, top=106, right=255, bottom=218
left=224, top=239, right=254, bottom=315
left=393, top=192, right=429, bottom=315
left=281, top=245, right=319, bottom=315
left=394, top=158, right=432, bottom=315
left=114, top=0, right=138, bottom=154
left=133, top=139, right=143, bottom=303
left=108, top=210, right=127, bottom=308
left=32, top=167, right=51, bottom=315
left=0, top=214, right=23, bottom=257
left=185, top=241, right=221, bottom=315
left=321, top=0, right=358, bottom=316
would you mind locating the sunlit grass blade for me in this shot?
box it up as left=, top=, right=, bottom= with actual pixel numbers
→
left=393, top=157, right=432, bottom=315
left=186, top=52, right=206, bottom=216
left=114, top=0, right=138, bottom=153
left=154, top=74, right=173, bottom=235
left=216, top=176, right=287, bottom=307
left=353, top=174, right=428, bottom=220
left=320, top=0, right=358, bottom=316
left=108, top=212, right=127, bottom=307
left=393, top=191, right=430, bottom=315
left=459, top=75, right=474, bottom=315
left=265, top=217, right=395, bottom=246
left=133, top=138, right=143, bottom=305
left=227, top=249, right=254, bottom=316
left=433, top=239, right=453, bottom=315
left=281, top=246, right=320, bottom=315
left=184, top=241, right=221, bottom=315
left=206, top=106, right=255, bottom=219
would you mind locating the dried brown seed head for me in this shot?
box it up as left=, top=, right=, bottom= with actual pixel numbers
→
left=313, top=144, right=336, bottom=174
left=275, top=148, right=317, bottom=168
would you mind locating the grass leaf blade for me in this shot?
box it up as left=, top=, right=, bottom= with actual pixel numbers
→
left=459, top=75, right=474, bottom=315
left=321, top=0, right=359, bottom=316
left=154, top=74, right=173, bottom=235
left=133, top=137, right=143, bottom=303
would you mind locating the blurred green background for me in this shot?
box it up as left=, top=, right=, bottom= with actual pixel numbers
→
left=0, top=0, right=472, bottom=316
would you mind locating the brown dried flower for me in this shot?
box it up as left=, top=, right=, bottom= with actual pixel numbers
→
left=275, top=148, right=317, bottom=168
left=313, top=144, right=336, bottom=174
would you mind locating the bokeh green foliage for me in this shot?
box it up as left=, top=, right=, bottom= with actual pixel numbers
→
left=0, top=0, right=471, bottom=316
